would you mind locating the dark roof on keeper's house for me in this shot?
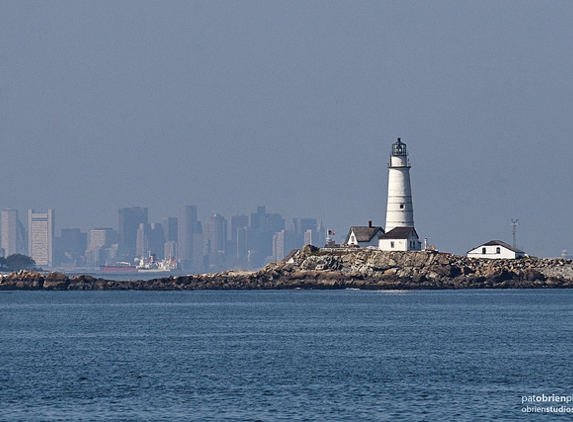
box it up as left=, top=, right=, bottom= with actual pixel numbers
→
left=282, top=249, right=300, bottom=263
left=378, top=226, right=418, bottom=240
left=345, top=226, right=384, bottom=243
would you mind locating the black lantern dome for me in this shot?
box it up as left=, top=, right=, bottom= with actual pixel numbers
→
left=391, top=138, right=407, bottom=156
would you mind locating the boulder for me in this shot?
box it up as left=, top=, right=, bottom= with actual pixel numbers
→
left=43, top=272, right=70, bottom=290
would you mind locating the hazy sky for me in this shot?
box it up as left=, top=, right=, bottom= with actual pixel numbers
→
left=1, top=1, right=572, bottom=257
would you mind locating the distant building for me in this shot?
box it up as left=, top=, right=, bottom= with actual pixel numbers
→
left=136, top=223, right=165, bottom=259
left=204, top=213, right=227, bottom=270
left=230, top=214, right=249, bottom=251
left=161, top=216, right=178, bottom=262
left=345, top=221, right=384, bottom=248
left=86, top=228, right=118, bottom=266
left=204, top=213, right=227, bottom=255
left=164, top=241, right=177, bottom=261
left=467, top=240, right=526, bottom=259
left=1, top=208, right=27, bottom=256
left=178, top=205, right=198, bottom=270
left=249, top=206, right=285, bottom=267
left=273, top=229, right=296, bottom=261
left=1, top=209, right=18, bottom=256
left=28, top=209, right=55, bottom=267
left=316, top=221, right=327, bottom=247
left=191, top=231, right=204, bottom=271
left=55, top=228, right=87, bottom=266
left=231, top=215, right=249, bottom=241
left=293, top=218, right=319, bottom=248
left=118, top=207, right=148, bottom=258
left=236, top=226, right=261, bottom=269
left=228, top=214, right=249, bottom=267
left=162, top=217, right=178, bottom=243
left=378, top=226, right=422, bottom=251
left=88, top=228, right=116, bottom=251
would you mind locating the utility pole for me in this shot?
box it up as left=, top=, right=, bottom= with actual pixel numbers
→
left=510, top=219, right=519, bottom=248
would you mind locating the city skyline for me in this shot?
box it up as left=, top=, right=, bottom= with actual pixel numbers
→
left=0, top=203, right=328, bottom=271
left=2, top=2, right=573, bottom=258
left=0, top=204, right=328, bottom=238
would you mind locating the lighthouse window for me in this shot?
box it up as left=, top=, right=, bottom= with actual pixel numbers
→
left=400, top=204, right=404, bottom=209
left=390, top=241, right=395, bottom=248
left=496, top=247, right=501, bottom=254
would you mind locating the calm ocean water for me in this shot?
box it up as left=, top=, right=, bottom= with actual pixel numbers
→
left=1, top=289, right=572, bottom=421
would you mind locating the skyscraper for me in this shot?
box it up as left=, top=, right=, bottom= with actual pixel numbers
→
left=86, top=228, right=118, bottom=266
left=162, top=217, right=178, bottom=243
left=28, top=209, right=54, bottom=267
left=164, top=241, right=177, bottom=261
left=1, top=208, right=26, bottom=257
left=230, top=215, right=249, bottom=244
left=205, top=213, right=227, bottom=255
left=177, top=205, right=198, bottom=269
left=204, top=213, right=227, bottom=270
left=236, top=226, right=259, bottom=268
left=228, top=214, right=249, bottom=267
left=55, top=228, right=87, bottom=266
left=250, top=206, right=285, bottom=265
left=272, top=229, right=296, bottom=261
left=160, top=217, right=178, bottom=262
left=136, top=223, right=165, bottom=259
left=292, top=217, right=319, bottom=248
left=118, top=207, right=148, bottom=258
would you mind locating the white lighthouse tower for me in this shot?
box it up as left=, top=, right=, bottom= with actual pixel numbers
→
left=385, top=138, right=415, bottom=232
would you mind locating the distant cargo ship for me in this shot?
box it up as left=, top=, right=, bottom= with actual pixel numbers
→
left=99, top=254, right=180, bottom=274
left=100, top=262, right=138, bottom=272
left=136, top=253, right=179, bottom=273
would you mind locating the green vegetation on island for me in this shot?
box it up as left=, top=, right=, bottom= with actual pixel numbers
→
left=0, top=254, right=36, bottom=272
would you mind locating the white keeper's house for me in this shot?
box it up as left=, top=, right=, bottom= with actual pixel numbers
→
left=378, top=226, right=422, bottom=251
left=345, top=222, right=384, bottom=248
left=467, top=240, right=526, bottom=259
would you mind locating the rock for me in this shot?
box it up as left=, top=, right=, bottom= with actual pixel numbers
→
left=43, top=272, right=70, bottom=290
left=2, top=250, right=573, bottom=290
left=0, top=270, right=44, bottom=290
left=300, top=244, right=319, bottom=255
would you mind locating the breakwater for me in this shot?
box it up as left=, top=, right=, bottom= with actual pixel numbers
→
left=2, top=247, right=573, bottom=290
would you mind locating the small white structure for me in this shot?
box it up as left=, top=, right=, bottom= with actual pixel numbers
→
left=345, top=222, right=384, bottom=248
left=467, top=240, right=526, bottom=259
left=378, top=226, right=422, bottom=251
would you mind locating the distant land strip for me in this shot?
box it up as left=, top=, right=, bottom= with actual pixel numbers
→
left=2, top=247, right=573, bottom=290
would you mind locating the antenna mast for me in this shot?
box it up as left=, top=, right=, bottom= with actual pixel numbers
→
left=510, top=219, right=519, bottom=248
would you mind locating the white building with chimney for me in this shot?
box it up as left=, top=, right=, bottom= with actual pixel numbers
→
left=345, top=221, right=384, bottom=248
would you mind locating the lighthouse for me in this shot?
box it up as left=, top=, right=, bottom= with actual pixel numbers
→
left=385, top=138, right=415, bottom=232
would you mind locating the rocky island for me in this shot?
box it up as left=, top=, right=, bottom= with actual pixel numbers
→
left=2, top=246, right=573, bottom=290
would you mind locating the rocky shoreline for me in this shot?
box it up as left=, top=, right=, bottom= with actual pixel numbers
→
left=2, top=247, right=573, bottom=290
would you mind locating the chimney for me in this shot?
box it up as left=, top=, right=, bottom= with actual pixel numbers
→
left=368, top=220, right=372, bottom=228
